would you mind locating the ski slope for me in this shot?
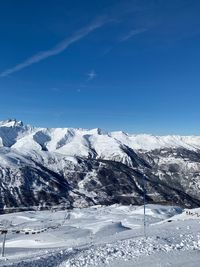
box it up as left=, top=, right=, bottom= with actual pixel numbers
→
left=0, top=204, right=199, bottom=266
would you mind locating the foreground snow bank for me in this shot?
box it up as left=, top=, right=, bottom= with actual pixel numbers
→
left=4, top=233, right=200, bottom=267
left=61, top=234, right=200, bottom=267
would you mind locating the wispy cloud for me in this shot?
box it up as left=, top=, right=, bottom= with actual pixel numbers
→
left=120, top=28, right=147, bottom=42
left=87, top=70, right=97, bottom=81
left=0, top=17, right=107, bottom=77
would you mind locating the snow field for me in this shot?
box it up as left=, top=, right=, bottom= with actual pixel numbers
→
left=0, top=205, right=199, bottom=266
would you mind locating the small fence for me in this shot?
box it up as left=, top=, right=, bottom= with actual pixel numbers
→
left=185, top=211, right=200, bottom=217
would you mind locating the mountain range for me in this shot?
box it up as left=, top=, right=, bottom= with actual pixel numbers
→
left=0, top=119, right=199, bottom=212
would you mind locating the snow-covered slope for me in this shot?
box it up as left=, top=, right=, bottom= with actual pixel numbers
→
left=1, top=119, right=200, bottom=155
left=0, top=119, right=200, bottom=211
left=0, top=204, right=199, bottom=266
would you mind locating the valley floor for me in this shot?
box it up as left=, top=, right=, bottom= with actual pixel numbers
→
left=0, top=204, right=199, bottom=266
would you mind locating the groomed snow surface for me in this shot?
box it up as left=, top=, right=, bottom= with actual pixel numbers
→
left=0, top=204, right=199, bottom=266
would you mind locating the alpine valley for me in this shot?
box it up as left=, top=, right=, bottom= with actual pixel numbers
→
left=0, top=119, right=200, bottom=212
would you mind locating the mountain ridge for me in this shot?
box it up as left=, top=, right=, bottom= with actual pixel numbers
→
left=0, top=119, right=199, bottom=212
left=1, top=119, right=200, bottom=153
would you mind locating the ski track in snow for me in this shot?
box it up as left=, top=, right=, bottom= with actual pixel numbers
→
left=2, top=232, right=200, bottom=267
left=0, top=205, right=199, bottom=267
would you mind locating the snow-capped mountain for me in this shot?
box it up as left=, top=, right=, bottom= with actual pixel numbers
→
left=0, top=119, right=200, bottom=212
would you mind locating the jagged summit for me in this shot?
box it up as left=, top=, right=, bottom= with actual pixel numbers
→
left=0, top=118, right=23, bottom=127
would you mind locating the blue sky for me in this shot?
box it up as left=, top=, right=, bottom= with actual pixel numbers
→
left=1, top=0, right=200, bottom=134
